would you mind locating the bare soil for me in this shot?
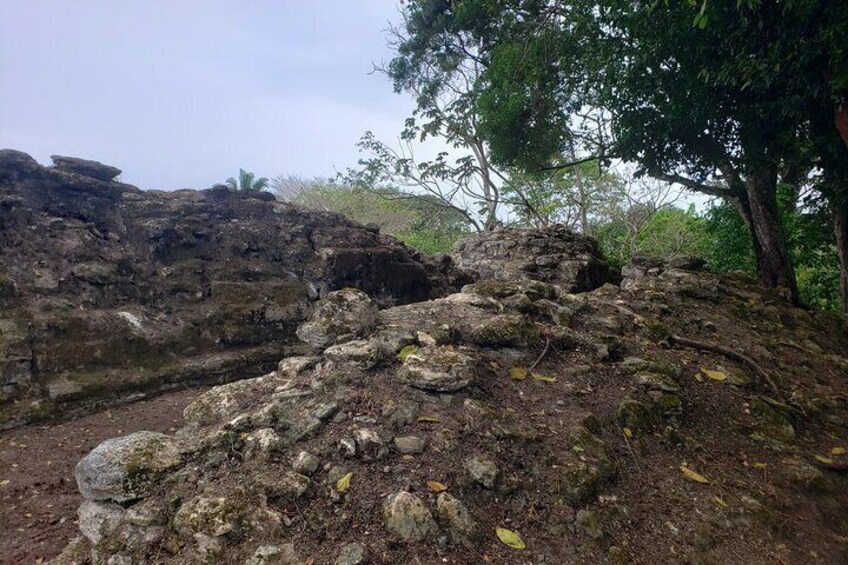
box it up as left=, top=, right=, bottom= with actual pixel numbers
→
left=0, top=389, right=204, bottom=564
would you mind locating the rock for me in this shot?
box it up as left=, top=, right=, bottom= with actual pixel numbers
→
left=353, top=428, right=388, bottom=460
left=244, top=428, right=284, bottom=458
left=173, top=496, right=240, bottom=538
left=78, top=500, right=125, bottom=544
left=635, top=371, right=680, bottom=393
left=0, top=148, right=40, bottom=176
left=75, top=431, right=182, bottom=502
left=465, top=456, right=499, bottom=489
left=277, top=356, right=319, bottom=379
left=617, top=399, right=658, bottom=433
left=335, top=542, right=368, bottom=565
left=393, top=435, right=427, bottom=455
left=560, top=428, right=616, bottom=505
left=575, top=509, right=603, bottom=539
left=751, top=398, right=795, bottom=443
left=382, top=492, right=439, bottom=543
left=293, top=451, right=320, bottom=476
left=469, top=314, right=539, bottom=348
left=339, top=438, right=357, bottom=458
left=435, top=493, right=480, bottom=544
left=245, top=543, right=300, bottom=565
left=49, top=536, right=91, bottom=565
left=324, top=339, right=382, bottom=369
left=453, top=226, right=617, bottom=291
left=296, top=288, right=379, bottom=349
left=50, top=154, right=122, bottom=181
left=397, top=346, right=476, bottom=392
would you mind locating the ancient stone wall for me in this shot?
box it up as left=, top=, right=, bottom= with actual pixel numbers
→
left=0, top=150, right=459, bottom=427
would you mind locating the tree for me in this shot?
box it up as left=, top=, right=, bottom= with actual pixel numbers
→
left=392, top=0, right=848, bottom=306
left=225, top=168, right=269, bottom=191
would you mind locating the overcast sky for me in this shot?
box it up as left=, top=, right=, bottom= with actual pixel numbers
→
left=0, top=1, right=413, bottom=189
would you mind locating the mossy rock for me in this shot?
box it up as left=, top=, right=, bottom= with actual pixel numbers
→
left=750, top=398, right=795, bottom=444
left=617, top=398, right=659, bottom=433
left=469, top=314, right=539, bottom=348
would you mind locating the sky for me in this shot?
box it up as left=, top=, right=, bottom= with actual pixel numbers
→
left=0, top=1, right=414, bottom=189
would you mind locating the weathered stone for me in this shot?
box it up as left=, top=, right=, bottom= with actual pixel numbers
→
left=751, top=398, right=795, bottom=443
left=324, top=339, right=382, bottom=369
left=397, top=346, right=476, bottom=392
left=617, top=399, right=658, bottom=433
left=277, top=356, right=319, bottom=379
left=465, top=456, right=499, bottom=489
left=296, top=288, right=379, bottom=349
left=335, top=542, right=368, bottom=565
left=173, top=496, right=240, bottom=538
left=353, top=428, right=388, bottom=460
left=382, top=492, right=438, bottom=543
left=244, top=428, right=284, bottom=458
left=51, top=155, right=122, bottom=181
left=393, top=435, right=427, bottom=455
left=436, top=493, right=480, bottom=544
left=78, top=500, right=125, bottom=545
left=469, top=314, right=539, bottom=348
left=560, top=428, right=616, bottom=506
left=293, top=451, right=320, bottom=476
left=75, top=431, right=182, bottom=502
left=245, top=543, right=300, bottom=565
left=575, top=509, right=603, bottom=539
left=635, top=371, right=680, bottom=393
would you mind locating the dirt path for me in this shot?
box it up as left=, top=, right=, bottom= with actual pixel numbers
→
left=0, top=389, right=205, bottom=564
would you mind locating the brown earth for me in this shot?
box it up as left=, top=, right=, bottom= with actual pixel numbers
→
left=0, top=387, right=204, bottom=564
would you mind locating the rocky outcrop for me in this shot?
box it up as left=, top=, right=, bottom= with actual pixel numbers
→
left=55, top=262, right=848, bottom=564
left=0, top=150, right=462, bottom=427
left=452, top=224, right=619, bottom=291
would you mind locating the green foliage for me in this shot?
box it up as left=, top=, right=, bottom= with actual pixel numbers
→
left=273, top=177, right=470, bottom=255
left=225, top=168, right=269, bottom=191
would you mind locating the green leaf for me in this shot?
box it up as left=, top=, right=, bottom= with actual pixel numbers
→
left=398, top=345, right=419, bottom=360
left=496, top=527, right=526, bottom=549
left=336, top=472, right=353, bottom=493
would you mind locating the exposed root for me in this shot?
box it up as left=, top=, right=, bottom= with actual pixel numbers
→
left=669, top=334, right=784, bottom=402
left=528, top=337, right=551, bottom=373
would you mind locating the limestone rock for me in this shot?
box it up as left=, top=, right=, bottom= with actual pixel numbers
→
left=173, top=496, right=240, bottom=538
left=293, top=451, right=320, bottom=476
left=465, top=455, right=499, bottom=489
left=382, top=491, right=439, bottom=542
left=469, top=314, right=539, bottom=348
left=324, top=339, right=382, bottom=369
left=436, top=493, right=480, bottom=544
left=560, top=428, right=616, bottom=506
left=335, top=542, right=368, bottom=565
left=296, top=288, right=379, bottom=349
left=51, top=154, right=122, bottom=181
left=393, top=435, right=427, bottom=455
left=75, top=431, right=182, bottom=502
left=245, top=543, right=300, bottom=565
left=78, top=500, right=125, bottom=544
left=397, top=346, right=476, bottom=392
left=353, top=428, right=388, bottom=460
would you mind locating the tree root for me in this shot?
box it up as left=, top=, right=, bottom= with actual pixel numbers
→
left=668, top=334, right=784, bottom=402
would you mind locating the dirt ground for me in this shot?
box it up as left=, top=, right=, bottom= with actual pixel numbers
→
left=0, top=389, right=204, bottom=564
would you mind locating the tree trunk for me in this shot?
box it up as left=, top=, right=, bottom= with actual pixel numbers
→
left=834, top=203, right=848, bottom=313
left=744, top=164, right=800, bottom=305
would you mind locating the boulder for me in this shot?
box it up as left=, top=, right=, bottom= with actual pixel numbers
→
left=75, top=431, right=182, bottom=502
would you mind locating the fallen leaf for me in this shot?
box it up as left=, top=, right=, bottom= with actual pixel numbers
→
left=509, top=367, right=527, bottom=381
left=713, top=496, right=728, bottom=508
left=531, top=373, right=557, bottom=383
left=700, top=368, right=727, bottom=382
left=752, top=462, right=768, bottom=469
left=0, top=479, right=10, bottom=487
left=831, top=447, right=846, bottom=456
left=417, top=416, right=440, bottom=423
left=680, top=465, right=710, bottom=484
left=496, top=527, right=525, bottom=550
left=815, top=455, right=834, bottom=465
left=398, top=345, right=419, bottom=360
left=623, top=427, right=633, bottom=439
left=427, top=480, right=447, bottom=493
left=694, top=372, right=704, bottom=382
left=336, top=472, right=352, bottom=493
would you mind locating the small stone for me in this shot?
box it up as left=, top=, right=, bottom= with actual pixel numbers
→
left=293, top=451, right=320, bottom=476
left=173, top=496, right=238, bottom=538
left=245, top=543, right=300, bottom=565
left=78, top=500, right=125, bottom=545
left=469, top=314, right=539, bottom=348
left=465, top=456, right=499, bottom=489
left=312, top=402, right=339, bottom=421
left=575, top=509, right=603, bottom=539
left=335, top=542, right=368, bottom=565
left=244, top=428, right=284, bottom=458
left=277, top=356, right=319, bottom=379
left=324, top=339, right=382, bottom=369
left=339, top=438, right=357, bottom=458
left=617, top=398, right=657, bottom=433
left=435, top=493, right=480, bottom=544
left=382, top=491, right=438, bottom=543
left=393, top=436, right=427, bottom=455
left=354, top=428, right=388, bottom=460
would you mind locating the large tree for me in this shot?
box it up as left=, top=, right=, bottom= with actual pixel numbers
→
left=392, top=0, right=848, bottom=307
